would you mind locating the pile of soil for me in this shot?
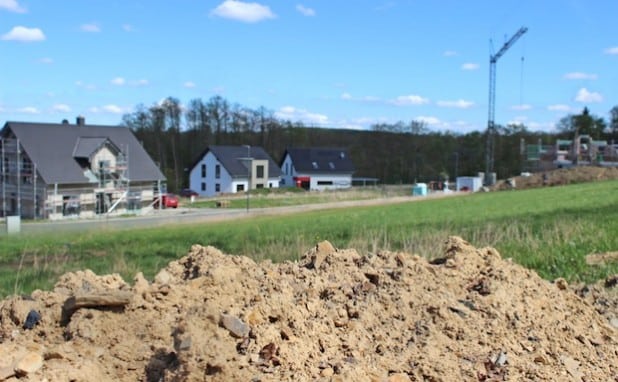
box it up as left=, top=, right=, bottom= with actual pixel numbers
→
left=493, top=166, right=618, bottom=191
left=0, top=237, right=617, bottom=381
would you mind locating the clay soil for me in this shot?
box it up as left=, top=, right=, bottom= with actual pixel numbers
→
left=0, top=238, right=617, bottom=381
left=493, top=166, right=618, bottom=191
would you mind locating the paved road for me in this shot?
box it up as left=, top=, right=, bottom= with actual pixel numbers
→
left=6, top=192, right=464, bottom=235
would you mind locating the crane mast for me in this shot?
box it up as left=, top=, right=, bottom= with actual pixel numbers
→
left=485, top=26, right=528, bottom=185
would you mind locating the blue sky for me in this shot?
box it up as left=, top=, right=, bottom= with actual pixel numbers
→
left=1, top=0, right=617, bottom=132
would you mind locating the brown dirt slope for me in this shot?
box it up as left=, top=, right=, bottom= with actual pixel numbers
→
left=0, top=237, right=617, bottom=381
left=493, top=166, right=618, bottom=191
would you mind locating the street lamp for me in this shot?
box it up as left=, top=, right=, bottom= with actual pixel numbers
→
left=242, top=145, right=251, bottom=212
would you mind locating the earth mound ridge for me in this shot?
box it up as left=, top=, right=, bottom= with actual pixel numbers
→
left=0, top=237, right=616, bottom=381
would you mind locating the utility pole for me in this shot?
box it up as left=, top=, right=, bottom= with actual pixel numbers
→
left=242, top=145, right=251, bottom=212
left=485, top=26, right=528, bottom=185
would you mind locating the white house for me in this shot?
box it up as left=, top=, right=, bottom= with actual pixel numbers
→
left=280, top=147, right=355, bottom=191
left=189, top=145, right=281, bottom=197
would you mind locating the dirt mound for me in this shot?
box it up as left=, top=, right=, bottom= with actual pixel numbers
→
left=494, top=166, right=618, bottom=191
left=1, top=238, right=617, bottom=381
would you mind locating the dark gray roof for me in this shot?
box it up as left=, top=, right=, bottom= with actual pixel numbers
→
left=2, top=121, right=165, bottom=184
left=73, top=137, right=114, bottom=159
left=198, top=145, right=282, bottom=178
left=283, top=147, right=355, bottom=174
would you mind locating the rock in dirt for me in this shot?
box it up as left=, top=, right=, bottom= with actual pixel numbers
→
left=0, top=237, right=616, bottom=381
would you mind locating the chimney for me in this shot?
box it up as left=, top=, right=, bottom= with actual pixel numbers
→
left=76, top=115, right=85, bottom=126
left=61, top=119, right=69, bottom=125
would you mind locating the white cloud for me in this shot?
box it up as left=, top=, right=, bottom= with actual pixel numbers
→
left=184, top=81, right=197, bottom=88
left=603, top=46, right=618, bottom=55
left=111, top=77, right=126, bottom=86
left=416, top=116, right=442, bottom=126
left=296, top=4, right=315, bottom=16
left=547, top=104, right=571, bottom=112
left=575, top=88, right=603, bottom=103
left=210, top=1, right=276, bottom=23
left=81, top=23, right=101, bottom=33
left=461, top=63, right=479, bottom=71
left=511, top=104, right=532, bottom=111
left=17, top=106, right=40, bottom=114
left=340, top=93, right=380, bottom=102
left=275, top=106, right=328, bottom=125
left=52, top=104, right=71, bottom=113
left=389, top=95, right=429, bottom=106
left=39, top=57, right=54, bottom=64
left=90, top=104, right=129, bottom=114
left=130, top=79, right=149, bottom=87
left=0, top=0, right=26, bottom=13
left=443, top=50, right=458, bottom=57
left=563, top=72, right=597, bottom=80
left=122, top=24, right=134, bottom=32
left=1, top=26, right=45, bottom=42
left=437, top=99, right=474, bottom=109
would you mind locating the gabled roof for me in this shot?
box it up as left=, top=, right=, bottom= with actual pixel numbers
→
left=193, top=145, right=282, bottom=178
left=1, top=121, right=165, bottom=184
left=73, top=137, right=118, bottom=159
left=283, top=147, right=355, bottom=174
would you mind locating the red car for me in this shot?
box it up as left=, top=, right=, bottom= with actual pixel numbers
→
left=154, top=193, right=179, bottom=209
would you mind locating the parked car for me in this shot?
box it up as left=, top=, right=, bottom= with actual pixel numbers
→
left=154, top=193, right=179, bottom=209
left=180, top=188, right=199, bottom=198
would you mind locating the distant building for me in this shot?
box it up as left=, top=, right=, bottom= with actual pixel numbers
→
left=280, top=147, right=355, bottom=190
left=188, top=145, right=281, bottom=198
left=456, top=176, right=483, bottom=192
left=0, top=117, right=166, bottom=219
left=523, top=135, right=618, bottom=171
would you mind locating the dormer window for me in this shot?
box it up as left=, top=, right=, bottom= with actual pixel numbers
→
left=312, top=161, right=318, bottom=169
left=329, top=162, right=335, bottom=170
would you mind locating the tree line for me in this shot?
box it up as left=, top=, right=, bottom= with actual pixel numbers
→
left=121, top=96, right=618, bottom=192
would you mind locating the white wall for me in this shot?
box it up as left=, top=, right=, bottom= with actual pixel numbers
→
left=280, top=154, right=295, bottom=187
left=279, top=153, right=351, bottom=190
left=190, top=152, right=279, bottom=197
left=189, top=152, right=233, bottom=197
left=309, top=173, right=352, bottom=191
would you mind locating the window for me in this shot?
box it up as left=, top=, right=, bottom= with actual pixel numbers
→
left=256, top=184, right=264, bottom=189
left=201, top=182, right=206, bottom=191
left=215, top=164, right=221, bottom=179
left=285, top=163, right=289, bottom=175
left=201, top=164, right=206, bottom=178
left=256, top=165, right=264, bottom=178
left=317, top=180, right=333, bottom=186
left=215, top=183, right=220, bottom=192
left=328, top=162, right=335, bottom=170
left=312, top=161, right=318, bottom=169
left=236, top=184, right=245, bottom=192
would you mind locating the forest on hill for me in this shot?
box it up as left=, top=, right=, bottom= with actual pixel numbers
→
left=121, top=96, right=618, bottom=192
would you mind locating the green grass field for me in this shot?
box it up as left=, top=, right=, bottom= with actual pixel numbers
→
left=1, top=180, right=617, bottom=297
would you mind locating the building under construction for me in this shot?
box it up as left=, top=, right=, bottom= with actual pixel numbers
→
left=0, top=117, right=166, bottom=220
left=523, top=135, right=618, bottom=172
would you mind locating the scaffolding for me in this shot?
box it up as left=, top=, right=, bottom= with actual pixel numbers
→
left=0, top=136, right=154, bottom=220
left=0, top=137, right=42, bottom=219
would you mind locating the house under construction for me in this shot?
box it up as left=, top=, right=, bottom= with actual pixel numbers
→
left=0, top=117, right=166, bottom=220
left=523, top=135, right=618, bottom=172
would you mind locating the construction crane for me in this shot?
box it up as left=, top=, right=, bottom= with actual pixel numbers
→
left=484, top=26, right=528, bottom=185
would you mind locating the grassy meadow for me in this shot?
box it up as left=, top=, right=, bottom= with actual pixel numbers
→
left=1, top=180, right=617, bottom=297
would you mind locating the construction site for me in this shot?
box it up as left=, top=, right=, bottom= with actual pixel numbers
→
left=0, top=119, right=166, bottom=221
